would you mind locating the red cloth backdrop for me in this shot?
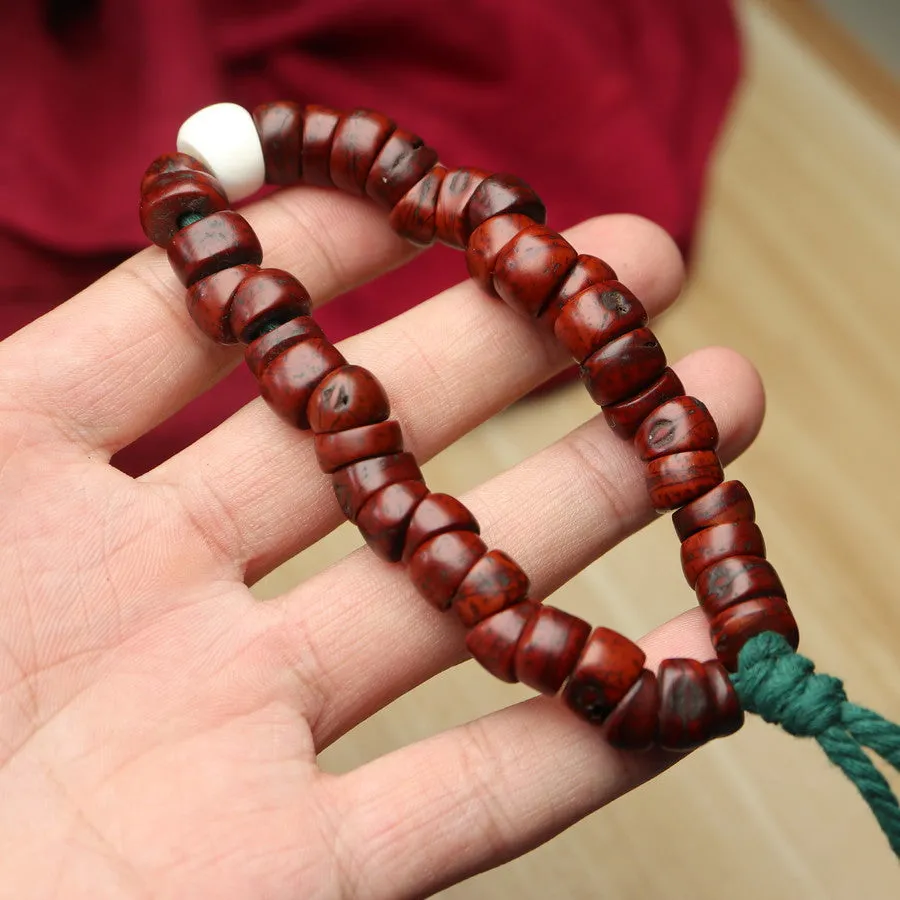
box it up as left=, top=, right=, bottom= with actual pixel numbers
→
left=0, top=0, right=741, bottom=474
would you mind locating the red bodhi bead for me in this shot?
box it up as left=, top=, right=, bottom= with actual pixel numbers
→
left=308, top=365, right=390, bottom=434
left=563, top=627, right=646, bottom=723
left=515, top=606, right=592, bottom=695
left=466, top=601, right=541, bottom=683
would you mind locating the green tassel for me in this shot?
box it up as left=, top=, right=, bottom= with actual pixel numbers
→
left=731, top=632, right=900, bottom=859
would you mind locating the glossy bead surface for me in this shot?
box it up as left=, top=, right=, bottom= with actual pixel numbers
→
left=492, top=224, right=577, bottom=318
left=710, top=597, right=799, bottom=671
left=259, top=338, right=346, bottom=429
left=602, top=368, right=685, bottom=439
left=539, top=255, right=618, bottom=330
left=681, top=522, right=766, bottom=588
left=434, top=167, right=491, bottom=248
left=515, top=606, right=592, bottom=695
left=465, top=174, right=546, bottom=233
left=301, top=105, right=341, bottom=187
left=186, top=263, right=260, bottom=344
left=657, top=659, right=715, bottom=751
left=562, top=627, right=646, bottom=722
left=139, top=170, right=229, bottom=247
left=229, top=268, right=312, bottom=343
left=307, top=365, right=390, bottom=434
left=466, top=601, right=541, bottom=683
left=314, top=420, right=404, bottom=474
left=672, top=480, right=756, bottom=541
left=167, top=211, right=263, bottom=287
left=453, top=550, right=531, bottom=627
left=253, top=101, right=304, bottom=184
left=245, top=316, right=325, bottom=379
left=356, top=480, right=429, bottom=562
left=389, top=164, right=447, bottom=245
left=603, top=670, right=659, bottom=750
left=330, top=110, right=396, bottom=195
left=332, top=452, right=423, bottom=522
left=580, top=327, right=666, bottom=406
left=177, top=102, right=265, bottom=202
left=365, top=129, right=440, bottom=208
left=465, top=213, right=534, bottom=296
left=635, top=396, right=719, bottom=461
left=408, top=530, right=487, bottom=611
left=704, top=660, right=745, bottom=738
left=140, top=152, right=211, bottom=195
left=646, top=450, right=724, bottom=510
left=696, top=555, right=786, bottom=617
left=402, top=493, right=480, bottom=563
left=554, top=282, right=648, bottom=362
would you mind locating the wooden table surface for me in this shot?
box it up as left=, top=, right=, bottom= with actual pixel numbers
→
left=257, top=2, right=900, bottom=895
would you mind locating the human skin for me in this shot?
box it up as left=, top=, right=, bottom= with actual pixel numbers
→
left=0, top=184, right=764, bottom=899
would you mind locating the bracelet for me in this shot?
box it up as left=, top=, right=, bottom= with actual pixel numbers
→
left=138, top=101, right=900, bottom=854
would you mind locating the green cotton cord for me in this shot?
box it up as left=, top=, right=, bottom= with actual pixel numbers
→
left=731, top=632, right=900, bottom=859
left=177, top=211, right=204, bottom=229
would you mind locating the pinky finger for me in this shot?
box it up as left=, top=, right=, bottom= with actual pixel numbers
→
left=322, top=608, right=713, bottom=900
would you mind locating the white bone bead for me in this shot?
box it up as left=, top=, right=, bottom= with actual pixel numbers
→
left=177, top=103, right=265, bottom=203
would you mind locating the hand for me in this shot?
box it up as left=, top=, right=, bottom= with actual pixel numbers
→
left=0, top=185, right=764, bottom=899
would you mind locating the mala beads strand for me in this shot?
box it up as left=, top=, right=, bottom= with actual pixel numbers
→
left=138, top=102, right=900, bottom=855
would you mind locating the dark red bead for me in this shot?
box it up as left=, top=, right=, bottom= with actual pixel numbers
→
left=301, top=104, right=341, bottom=187
left=253, top=101, right=304, bottom=185
left=562, top=627, right=646, bottom=721
left=389, top=164, right=447, bottom=245
left=229, top=268, right=312, bottom=343
left=696, top=555, right=786, bottom=617
left=167, top=211, right=263, bottom=287
left=602, top=368, right=685, bottom=439
left=408, top=530, right=488, bottom=611
left=657, top=659, right=715, bottom=751
left=365, top=129, right=440, bottom=209
left=634, top=396, right=719, bottom=461
left=539, top=255, right=618, bottom=331
left=330, top=110, right=396, bottom=195
left=466, top=601, right=541, bottom=683
left=646, top=450, right=724, bottom=510
left=465, top=174, right=546, bottom=233
left=140, top=152, right=210, bottom=195
left=314, top=420, right=404, bottom=474
left=515, top=606, right=592, bottom=695
left=603, top=670, right=659, bottom=750
left=331, top=452, right=423, bottom=523
left=186, top=264, right=260, bottom=344
left=402, top=493, right=480, bottom=563
left=356, top=480, right=430, bottom=562
left=681, top=522, right=766, bottom=588
left=704, top=660, right=745, bottom=738
left=307, top=365, right=390, bottom=434
left=492, top=224, right=577, bottom=318
left=452, top=550, right=531, bottom=627
left=434, top=167, right=491, bottom=249
left=465, top=213, right=535, bottom=296
left=553, top=282, right=648, bottom=362
left=710, top=597, right=799, bottom=671
left=140, top=170, right=229, bottom=247
left=580, top=327, right=667, bottom=406
left=245, top=316, right=325, bottom=379
left=258, top=338, right=346, bottom=429
left=672, top=480, right=756, bottom=541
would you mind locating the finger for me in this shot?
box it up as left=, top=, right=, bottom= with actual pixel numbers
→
left=146, top=215, right=685, bottom=578
left=0, top=187, right=413, bottom=456
left=267, top=346, right=763, bottom=746
left=322, top=607, right=713, bottom=900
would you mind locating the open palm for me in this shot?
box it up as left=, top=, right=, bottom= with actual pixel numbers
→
left=0, top=186, right=764, bottom=899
